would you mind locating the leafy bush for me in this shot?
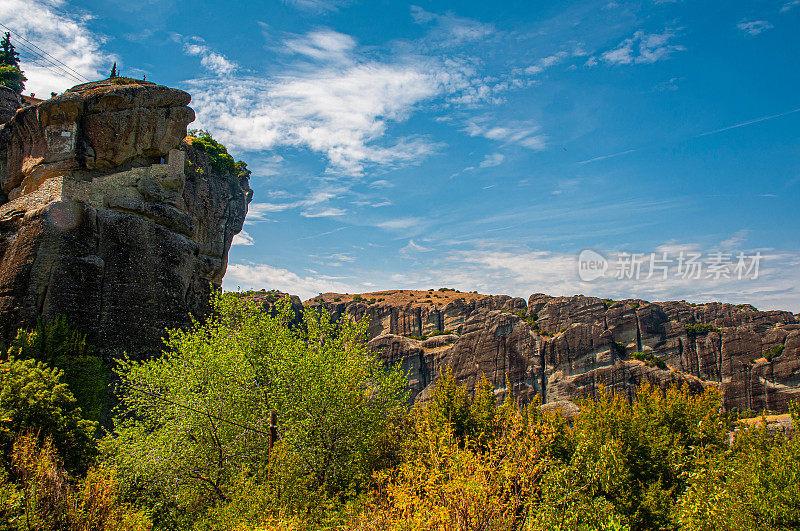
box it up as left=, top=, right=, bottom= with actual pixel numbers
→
left=7, top=315, right=107, bottom=423
left=5, top=433, right=150, bottom=530
left=685, top=323, right=721, bottom=337
left=0, top=358, right=97, bottom=474
left=632, top=350, right=667, bottom=370
left=186, top=129, right=250, bottom=180
left=764, top=345, right=785, bottom=362
left=106, top=293, right=407, bottom=525
left=0, top=65, right=25, bottom=94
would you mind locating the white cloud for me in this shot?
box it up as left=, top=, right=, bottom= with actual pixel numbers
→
left=301, top=206, right=347, bottom=218
left=525, top=51, right=569, bottom=75
left=463, top=117, right=547, bottom=150
left=719, top=229, right=749, bottom=249
left=376, top=217, right=423, bottom=231
left=247, top=186, right=347, bottom=218
left=410, top=5, right=495, bottom=46
left=232, top=229, right=255, bottom=246
left=578, top=149, right=636, bottom=164
left=400, top=239, right=433, bottom=257
left=244, top=203, right=280, bottom=224
left=224, top=262, right=358, bottom=299
left=283, top=29, right=356, bottom=63
left=0, top=0, right=116, bottom=96
left=183, top=38, right=237, bottom=75
left=599, top=29, right=685, bottom=65
left=284, top=0, right=351, bottom=13
left=737, top=20, right=774, bottom=36
left=781, top=1, right=800, bottom=13
left=479, top=153, right=505, bottom=168
left=188, top=42, right=468, bottom=175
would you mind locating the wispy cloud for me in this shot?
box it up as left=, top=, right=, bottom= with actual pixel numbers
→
left=232, top=229, right=255, bottom=246
left=400, top=239, right=433, bottom=257
left=737, top=20, right=774, bottom=36
left=283, top=0, right=352, bottom=14
left=182, top=37, right=237, bottom=75
left=698, top=107, right=800, bottom=137
left=247, top=187, right=347, bottom=219
left=578, top=149, right=636, bottom=164
left=0, top=0, right=116, bottom=95
left=376, top=217, right=423, bottom=231
left=283, top=28, right=356, bottom=63
left=410, top=5, right=495, bottom=46
left=225, top=262, right=358, bottom=299
left=188, top=27, right=499, bottom=175
left=596, top=29, right=685, bottom=65
left=781, top=1, right=800, bottom=13
left=463, top=117, right=547, bottom=150
left=479, top=153, right=505, bottom=168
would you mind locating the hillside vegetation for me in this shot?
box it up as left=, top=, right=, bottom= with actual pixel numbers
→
left=0, top=293, right=799, bottom=530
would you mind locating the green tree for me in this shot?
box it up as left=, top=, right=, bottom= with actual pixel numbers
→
left=426, top=367, right=472, bottom=443
left=0, top=65, right=25, bottom=94
left=0, top=32, right=25, bottom=94
left=8, top=316, right=107, bottom=423
left=0, top=33, right=20, bottom=68
left=532, top=383, right=729, bottom=530
left=104, top=292, right=407, bottom=525
left=0, top=358, right=97, bottom=475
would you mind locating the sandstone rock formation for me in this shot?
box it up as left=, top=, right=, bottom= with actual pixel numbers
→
left=306, top=290, right=799, bottom=412
left=0, top=78, right=251, bottom=355
left=0, top=86, right=21, bottom=125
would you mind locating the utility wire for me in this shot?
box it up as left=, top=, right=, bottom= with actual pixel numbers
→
left=0, top=23, right=91, bottom=84
left=4, top=38, right=86, bottom=86
left=2, top=35, right=86, bottom=85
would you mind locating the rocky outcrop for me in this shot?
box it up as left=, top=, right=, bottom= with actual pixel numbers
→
left=0, top=86, right=21, bottom=125
left=307, top=291, right=799, bottom=412
left=0, top=78, right=251, bottom=355
left=239, top=289, right=304, bottom=326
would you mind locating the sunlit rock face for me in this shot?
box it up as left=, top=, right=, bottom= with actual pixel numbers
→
left=0, top=79, right=251, bottom=356
left=305, top=291, right=799, bottom=411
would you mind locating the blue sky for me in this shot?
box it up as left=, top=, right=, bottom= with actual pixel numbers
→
left=7, top=0, right=800, bottom=310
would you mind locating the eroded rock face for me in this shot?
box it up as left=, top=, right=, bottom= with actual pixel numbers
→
left=308, top=291, right=799, bottom=411
left=0, top=79, right=251, bottom=355
left=0, top=86, right=21, bottom=125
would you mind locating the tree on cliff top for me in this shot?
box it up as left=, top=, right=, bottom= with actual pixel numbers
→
left=187, top=129, right=251, bottom=179
left=0, top=32, right=25, bottom=94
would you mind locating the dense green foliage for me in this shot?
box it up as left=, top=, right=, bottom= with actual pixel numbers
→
left=104, top=293, right=407, bottom=528
left=0, top=358, right=96, bottom=475
left=0, top=32, right=25, bottom=94
left=684, top=323, right=721, bottom=337
left=632, top=350, right=668, bottom=369
left=8, top=316, right=107, bottom=423
left=0, top=294, right=799, bottom=530
left=186, top=129, right=251, bottom=180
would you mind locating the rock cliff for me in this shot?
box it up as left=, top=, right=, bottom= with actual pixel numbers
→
left=304, top=290, right=799, bottom=412
left=0, top=78, right=251, bottom=355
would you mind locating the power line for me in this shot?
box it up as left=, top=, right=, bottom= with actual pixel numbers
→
left=0, top=23, right=91, bottom=84
left=4, top=37, right=86, bottom=86
left=1, top=33, right=86, bottom=85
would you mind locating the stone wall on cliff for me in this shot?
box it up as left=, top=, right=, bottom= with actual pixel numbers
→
left=303, top=291, right=799, bottom=411
left=0, top=78, right=251, bottom=356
